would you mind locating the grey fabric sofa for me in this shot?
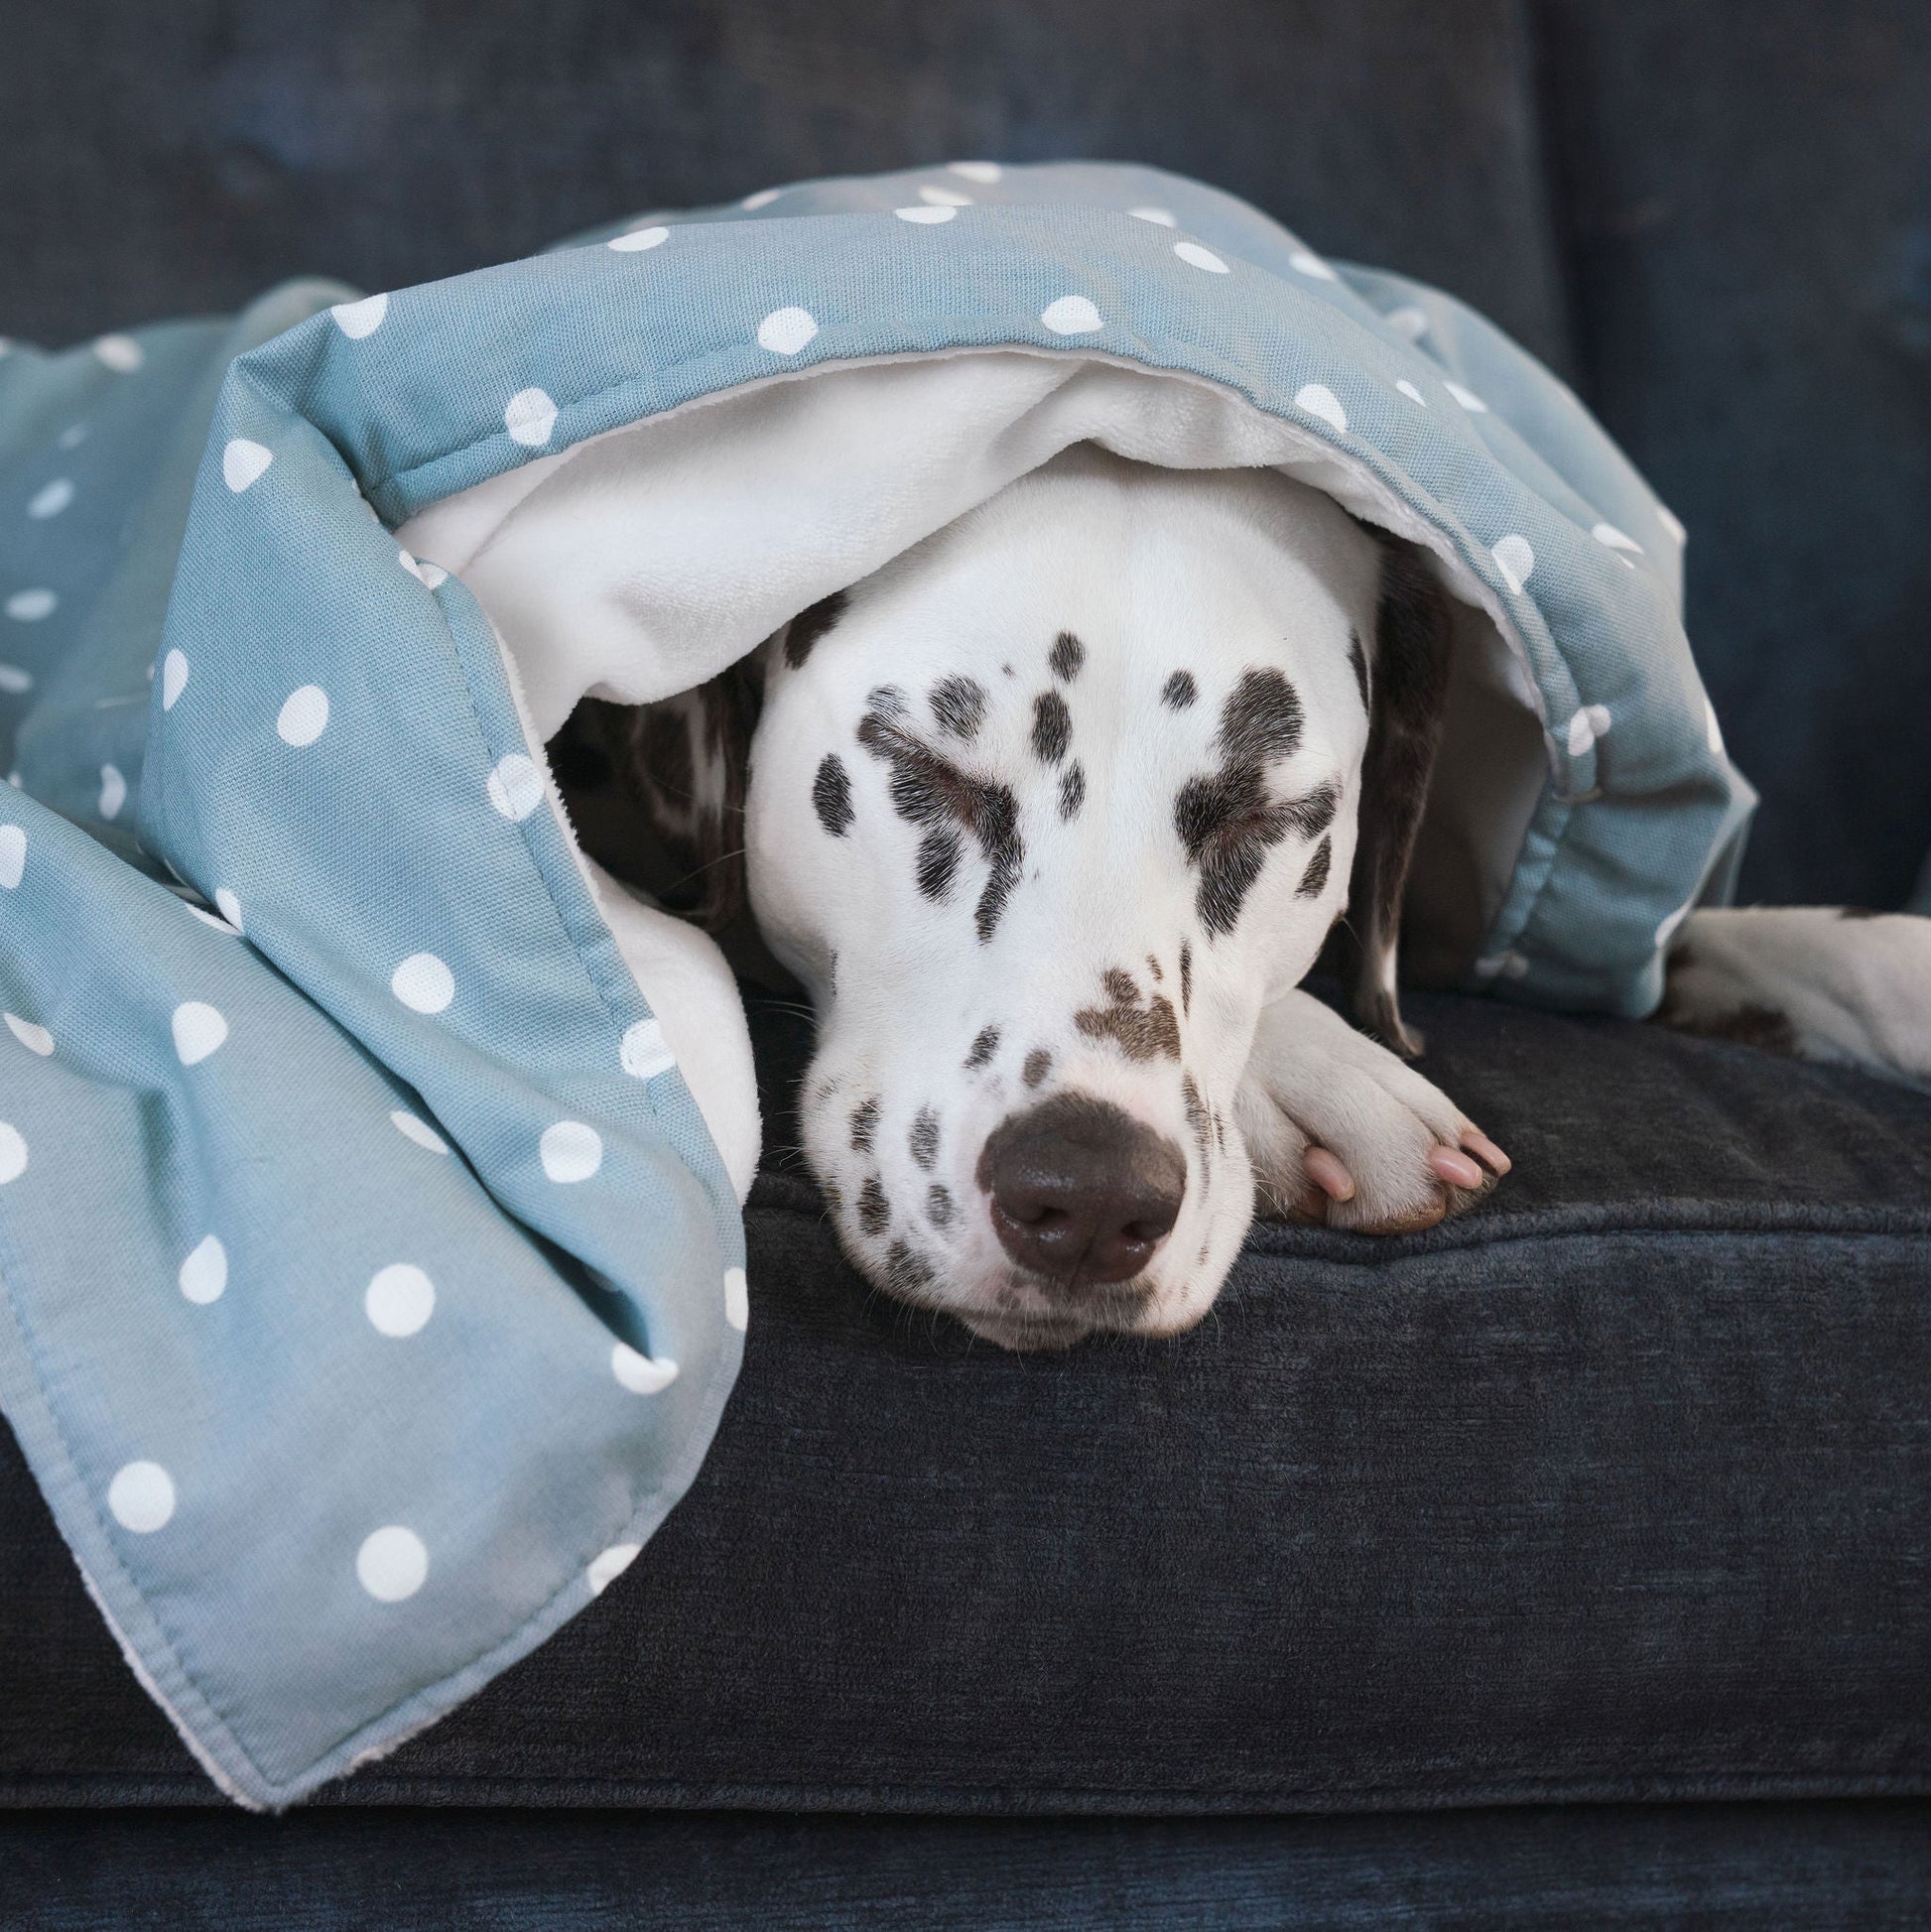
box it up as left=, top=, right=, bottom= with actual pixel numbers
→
left=4, top=2, right=1929, bottom=1923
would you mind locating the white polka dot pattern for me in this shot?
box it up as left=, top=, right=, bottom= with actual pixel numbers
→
left=391, top=954, right=455, bottom=1014
left=171, top=1001, right=228, bottom=1066
left=541, top=1120, right=602, bottom=1184
left=1294, top=384, right=1347, bottom=435
left=1492, top=535, right=1536, bottom=594
left=1174, top=241, right=1228, bottom=274
left=5, top=1013, right=53, bottom=1057
left=330, top=293, right=389, bottom=338
left=610, top=1343, right=678, bottom=1394
left=487, top=754, right=544, bottom=821
left=180, top=1235, right=227, bottom=1304
left=222, top=440, right=273, bottom=493
left=587, top=1543, right=641, bottom=1595
left=504, top=389, right=559, bottom=448
left=390, top=1110, right=451, bottom=1154
left=357, top=1526, right=428, bottom=1602
left=365, top=1263, right=436, bottom=1338
left=277, top=686, right=329, bottom=746
left=108, top=1461, right=175, bottom=1532
left=620, top=1017, right=676, bottom=1081
left=756, top=308, right=819, bottom=355
left=1041, top=296, right=1101, bottom=334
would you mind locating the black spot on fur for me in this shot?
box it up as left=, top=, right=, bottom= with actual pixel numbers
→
left=858, top=1174, right=890, bottom=1235
left=1172, top=670, right=1336, bottom=938
left=1181, top=1073, right=1211, bottom=1160
left=1179, top=941, right=1193, bottom=1016
left=927, top=1184, right=955, bottom=1227
left=917, top=828, right=963, bottom=900
left=1049, top=631, right=1086, bottom=681
left=1347, top=629, right=1370, bottom=712
left=1059, top=762, right=1085, bottom=822
left=812, top=753, right=853, bottom=836
left=1147, top=955, right=1163, bottom=982
left=785, top=590, right=848, bottom=669
left=1219, top=668, right=1304, bottom=765
left=1162, top=670, right=1197, bottom=709
left=1078, top=968, right=1180, bottom=1063
left=1346, top=535, right=1456, bottom=1058
left=1031, top=690, right=1071, bottom=764
left=850, top=1097, right=879, bottom=1153
left=965, top=1025, right=1001, bottom=1070
left=857, top=699, right=1024, bottom=943
left=930, top=675, right=987, bottom=741
left=606, top=663, right=761, bottom=935
left=1297, top=835, right=1333, bottom=898
left=1022, top=1048, right=1053, bottom=1089
left=909, top=1107, right=940, bottom=1171
left=1688, top=1003, right=1800, bottom=1056
left=885, top=1239, right=935, bottom=1296
left=1175, top=767, right=1339, bottom=938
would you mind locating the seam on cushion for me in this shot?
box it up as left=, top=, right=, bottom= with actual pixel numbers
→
left=745, top=1177, right=1931, bottom=1254
left=13, top=1768, right=1924, bottom=1816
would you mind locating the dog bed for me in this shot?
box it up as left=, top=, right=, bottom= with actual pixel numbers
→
left=0, top=161, right=1752, bottom=1807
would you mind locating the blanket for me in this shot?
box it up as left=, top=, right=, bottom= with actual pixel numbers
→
left=0, top=161, right=1755, bottom=1807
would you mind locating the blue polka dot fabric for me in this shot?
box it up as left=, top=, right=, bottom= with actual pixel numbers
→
left=0, top=161, right=1753, bottom=1807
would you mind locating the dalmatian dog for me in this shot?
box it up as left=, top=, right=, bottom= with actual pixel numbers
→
left=560, top=446, right=1931, bottom=1352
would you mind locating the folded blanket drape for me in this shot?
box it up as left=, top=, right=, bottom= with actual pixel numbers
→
left=0, top=161, right=1754, bottom=1807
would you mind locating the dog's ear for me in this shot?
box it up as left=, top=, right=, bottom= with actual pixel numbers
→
left=1346, top=531, right=1456, bottom=1057
left=606, top=654, right=764, bottom=933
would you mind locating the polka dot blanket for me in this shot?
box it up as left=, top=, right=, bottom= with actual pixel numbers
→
left=0, top=161, right=1755, bottom=1807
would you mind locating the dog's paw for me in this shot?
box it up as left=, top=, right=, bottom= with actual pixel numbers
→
left=1234, top=988, right=1508, bottom=1233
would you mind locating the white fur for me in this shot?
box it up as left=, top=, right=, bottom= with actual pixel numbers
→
left=1666, top=907, right=1931, bottom=1090
left=747, top=448, right=1484, bottom=1347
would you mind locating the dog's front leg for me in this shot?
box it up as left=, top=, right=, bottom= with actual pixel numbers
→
left=1235, top=988, right=1509, bottom=1232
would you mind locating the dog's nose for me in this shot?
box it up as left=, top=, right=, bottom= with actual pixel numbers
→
left=979, top=1095, right=1186, bottom=1288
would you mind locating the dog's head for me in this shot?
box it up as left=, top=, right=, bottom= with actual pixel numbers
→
left=611, top=447, right=1452, bottom=1349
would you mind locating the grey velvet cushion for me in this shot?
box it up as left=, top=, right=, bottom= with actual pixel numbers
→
left=6, top=988, right=1929, bottom=1810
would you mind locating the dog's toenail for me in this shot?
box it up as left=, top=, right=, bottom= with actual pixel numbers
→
left=1463, top=1130, right=1511, bottom=1175
left=1304, top=1146, right=1354, bottom=1201
left=1428, top=1146, right=1483, bottom=1190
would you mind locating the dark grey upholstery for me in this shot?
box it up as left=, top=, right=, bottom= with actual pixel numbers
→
left=8, top=990, right=1930, bottom=1815
left=8, top=1802, right=1931, bottom=1930
left=5, top=0, right=1929, bottom=1919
